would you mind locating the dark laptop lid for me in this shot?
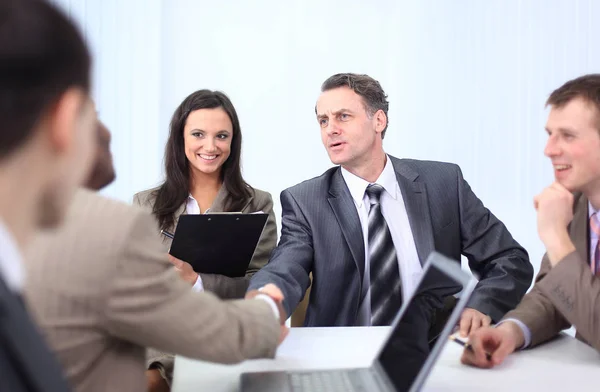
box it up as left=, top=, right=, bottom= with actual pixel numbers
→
left=373, top=252, right=478, bottom=391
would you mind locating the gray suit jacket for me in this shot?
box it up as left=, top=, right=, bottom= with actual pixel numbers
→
left=24, top=189, right=279, bottom=392
left=133, top=185, right=277, bottom=299
left=249, top=156, right=533, bottom=325
left=504, top=193, right=600, bottom=350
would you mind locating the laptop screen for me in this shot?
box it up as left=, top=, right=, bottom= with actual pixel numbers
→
left=375, top=254, right=474, bottom=391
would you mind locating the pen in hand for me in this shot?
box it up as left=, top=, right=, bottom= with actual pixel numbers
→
left=449, top=335, right=492, bottom=361
left=160, top=229, right=174, bottom=239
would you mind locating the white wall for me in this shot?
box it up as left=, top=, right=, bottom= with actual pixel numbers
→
left=52, top=0, right=600, bottom=278
left=50, top=0, right=164, bottom=199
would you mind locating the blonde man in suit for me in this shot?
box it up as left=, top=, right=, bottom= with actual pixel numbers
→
left=24, top=117, right=287, bottom=392
left=462, top=74, right=600, bottom=368
left=133, top=89, right=277, bottom=300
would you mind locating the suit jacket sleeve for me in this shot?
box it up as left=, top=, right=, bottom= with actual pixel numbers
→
left=247, top=189, right=313, bottom=317
left=502, top=253, right=571, bottom=347
left=537, top=252, right=600, bottom=350
left=199, top=191, right=277, bottom=299
left=455, top=166, right=533, bottom=322
left=103, top=211, right=280, bottom=364
left=507, top=251, right=599, bottom=350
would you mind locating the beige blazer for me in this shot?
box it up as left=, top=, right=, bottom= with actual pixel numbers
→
left=23, top=189, right=279, bottom=392
left=133, top=185, right=277, bottom=299
left=503, top=193, right=600, bottom=351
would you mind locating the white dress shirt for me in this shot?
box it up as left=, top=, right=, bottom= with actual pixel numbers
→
left=0, top=219, right=24, bottom=293
left=341, top=155, right=423, bottom=326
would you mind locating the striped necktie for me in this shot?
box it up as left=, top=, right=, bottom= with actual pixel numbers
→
left=366, top=184, right=403, bottom=326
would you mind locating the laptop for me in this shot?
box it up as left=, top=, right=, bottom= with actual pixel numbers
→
left=240, top=251, right=478, bottom=392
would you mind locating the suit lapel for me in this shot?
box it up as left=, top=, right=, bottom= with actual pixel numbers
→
left=209, top=185, right=228, bottom=212
left=240, top=193, right=254, bottom=212
left=328, top=168, right=365, bottom=279
left=391, top=157, right=435, bottom=266
left=205, top=185, right=255, bottom=213
left=570, top=193, right=589, bottom=263
left=0, top=278, right=69, bottom=391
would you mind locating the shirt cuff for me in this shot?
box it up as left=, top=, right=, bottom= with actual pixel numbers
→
left=497, top=318, right=532, bottom=349
left=191, top=275, right=204, bottom=292
left=255, top=294, right=280, bottom=321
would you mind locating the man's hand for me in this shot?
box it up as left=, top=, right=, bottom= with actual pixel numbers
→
left=168, top=255, right=198, bottom=285
left=246, top=284, right=287, bottom=324
left=258, top=283, right=284, bottom=302
left=460, top=322, right=523, bottom=368
left=533, top=182, right=576, bottom=265
left=458, top=308, right=492, bottom=337
left=246, top=284, right=289, bottom=345
left=146, top=369, right=169, bottom=392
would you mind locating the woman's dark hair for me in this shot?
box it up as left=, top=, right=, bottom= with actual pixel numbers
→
left=152, top=89, right=252, bottom=230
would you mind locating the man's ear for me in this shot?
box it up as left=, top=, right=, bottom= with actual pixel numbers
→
left=374, top=109, right=387, bottom=135
left=46, top=87, right=87, bottom=154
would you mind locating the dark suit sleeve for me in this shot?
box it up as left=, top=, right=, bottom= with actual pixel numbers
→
left=455, top=166, right=533, bottom=321
left=503, top=253, right=571, bottom=348
left=247, top=189, right=313, bottom=316
left=200, top=192, right=277, bottom=299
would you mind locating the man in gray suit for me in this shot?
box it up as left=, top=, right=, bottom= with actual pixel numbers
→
left=249, top=73, right=533, bottom=336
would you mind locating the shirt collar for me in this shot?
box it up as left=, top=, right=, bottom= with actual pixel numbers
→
left=589, top=201, right=599, bottom=219
left=187, top=193, right=211, bottom=214
left=341, top=154, right=398, bottom=208
left=0, top=219, right=24, bottom=293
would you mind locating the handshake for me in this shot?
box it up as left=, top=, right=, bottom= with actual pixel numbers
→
left=245, top=283, right=289, bottom=345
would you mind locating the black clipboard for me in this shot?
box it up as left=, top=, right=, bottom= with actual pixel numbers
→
left=168, top=213, right=268, bottom=277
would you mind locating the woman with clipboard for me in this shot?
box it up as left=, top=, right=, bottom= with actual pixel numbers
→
left=134, top=90, right=278, bottom=390
left=133, top=89, right=277, bottom=299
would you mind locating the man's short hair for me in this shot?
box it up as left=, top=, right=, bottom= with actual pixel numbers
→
left=0, top=0, right=91, bottom=159
left=547, top=74, right=600, bottom=131
left=321, top=73, right=390, bottom=138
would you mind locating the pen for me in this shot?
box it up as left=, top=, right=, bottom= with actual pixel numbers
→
left=160, top=229, right=174, bottom=239
left=448, top=335, right=492, bottom=361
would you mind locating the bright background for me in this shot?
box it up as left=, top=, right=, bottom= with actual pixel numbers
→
left=51, top=0, right=600, bottom=282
